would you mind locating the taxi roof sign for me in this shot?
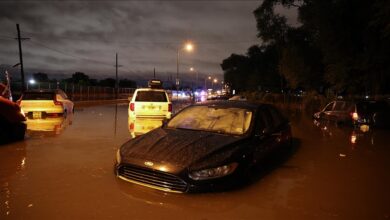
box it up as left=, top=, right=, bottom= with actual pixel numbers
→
left=148, top=79, right=163, bottom=89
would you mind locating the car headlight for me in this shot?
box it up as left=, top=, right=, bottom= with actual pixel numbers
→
left=116, top=149, right=121, bottom=164
left=188, top=162, right=238, bottom=180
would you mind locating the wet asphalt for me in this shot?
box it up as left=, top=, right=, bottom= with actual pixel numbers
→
left=0, top=103, right=389, bottom=219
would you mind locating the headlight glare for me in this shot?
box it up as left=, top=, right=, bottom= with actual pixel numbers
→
left=189, top=163, right=238, bottom=180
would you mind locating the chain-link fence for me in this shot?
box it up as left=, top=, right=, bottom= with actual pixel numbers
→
left=10, top=82, right=135, bottom=101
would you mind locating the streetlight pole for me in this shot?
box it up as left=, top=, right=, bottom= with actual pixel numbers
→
left=190, top=67, right=198, bottom=90
left=175, top=42, right=194, bottom=100
left=176, top=48, right=179, bottom=99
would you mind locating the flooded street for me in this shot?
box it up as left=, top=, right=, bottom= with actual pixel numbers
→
left=1, top=103, right=389, bottom=219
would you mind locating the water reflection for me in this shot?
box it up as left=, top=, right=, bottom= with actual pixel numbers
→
left=25, top=113, right=73, bottom=137
left=313, top=119, right=376, bottom=146
left=128, top=117, right=164, bottom=138
left=0, top=142, right=26, bottom=216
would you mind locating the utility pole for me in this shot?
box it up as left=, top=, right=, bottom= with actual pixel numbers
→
left=114, top=53, right=122, bottom=99
left=16, top=24, right=30, bottom=92
left=153, top=68, right=156, bottom=79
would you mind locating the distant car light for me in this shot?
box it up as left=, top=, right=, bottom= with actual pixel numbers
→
left=189, top=163, right=238, bottom=180
left=350, top=134, right=357, bottom=144
left=351, top=112, right=358, bottom=121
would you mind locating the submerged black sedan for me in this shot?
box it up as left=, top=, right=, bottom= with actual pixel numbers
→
left=115, top=101, right=292, bottom=193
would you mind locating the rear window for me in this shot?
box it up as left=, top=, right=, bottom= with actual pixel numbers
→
left=135, top=91, right=167, bottom=102
left=22, top=92, right=54, bottom=100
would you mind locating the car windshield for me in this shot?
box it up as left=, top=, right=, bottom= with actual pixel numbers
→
left=135, top=91, right=167, bottom=102
left=23, top=92, right=54, bottom=100
left=167, top=105, right=253, bottom=135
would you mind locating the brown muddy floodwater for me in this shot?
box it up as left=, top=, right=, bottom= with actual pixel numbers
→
left=1, top=104, right=389, bottom=219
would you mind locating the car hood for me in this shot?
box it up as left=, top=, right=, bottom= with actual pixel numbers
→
left=120, top=127, right=247, bottom=173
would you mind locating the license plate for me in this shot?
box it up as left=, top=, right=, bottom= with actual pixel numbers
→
left=32, top=112, right=42, bottom=119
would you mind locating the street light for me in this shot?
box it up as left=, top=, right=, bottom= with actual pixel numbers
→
left=189, top=67, right=198, bottom=90
left=212, top=78, right=218, bottom=90
left=176, top=41, right=194, bottom=99
left=204, top=76, right=211, bottom=89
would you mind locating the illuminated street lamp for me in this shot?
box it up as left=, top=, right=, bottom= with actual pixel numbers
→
left=212, top=78, right=218, bottom=90
left=27, top=79, right=36, bottom=90
left=176, top=41, right=194, bottom=99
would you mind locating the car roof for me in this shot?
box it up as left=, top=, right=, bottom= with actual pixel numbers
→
left=135, top=88, right=167, bottom=92
left=193, top=100, right=264, bottom=110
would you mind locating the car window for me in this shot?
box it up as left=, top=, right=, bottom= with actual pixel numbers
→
left=333, top=101, right=345, bottom=111
left=323, top=102, right=334, bottom=111
left=23, top=92, right=54, bottom=100
left=267, top=106, right=286, bottom=128
left=56, top=94, right=63, bottom=101
left=135, top=91, right=167, bottom=102
left=256, top=110, right=269, bottom=133
left=167, top=106, right=253, bottom=135
left=259, top=107, right=274, bottom=131
left=60, top=91, right=68, bottom=99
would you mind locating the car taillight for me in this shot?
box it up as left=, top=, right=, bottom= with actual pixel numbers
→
left=54, top=100, right=63, bottom=106
left=129, top=122, right=134, bottom=131
left=351, top=112, right=358, bottom=121
left=130, top=103, right=135, bottom=111
left=168, top=103, right=172, bottom=112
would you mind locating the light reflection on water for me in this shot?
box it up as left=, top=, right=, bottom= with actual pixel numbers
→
left=0, top=104, right=389, bottom=219
left=25, top=113, right=73, bottom=138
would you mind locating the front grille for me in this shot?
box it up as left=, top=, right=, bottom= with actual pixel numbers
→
left=118, top=165, right=187, bottom=192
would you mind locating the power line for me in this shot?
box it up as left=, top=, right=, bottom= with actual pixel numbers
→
left=27, top=39, right=113, bottom=67
left=20, top=31, right=258, bottom=45
left=0, top=35, right=14, bottom=39
left=26, top=39, right=148, bottom=79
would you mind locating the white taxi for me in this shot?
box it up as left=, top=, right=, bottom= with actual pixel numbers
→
left=18, top=89, right=74, bottom=119
left=128, top=88, right=172, bottom=119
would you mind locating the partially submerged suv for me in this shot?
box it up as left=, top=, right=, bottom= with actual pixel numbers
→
left=314, top=100, right=390, bottom=128
left=18, top=89, right=74, bottom=119
left=128, top=88, right=172, bottom=119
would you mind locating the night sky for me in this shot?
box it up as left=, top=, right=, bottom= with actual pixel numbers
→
left=0, top=0, right=297, bottom=81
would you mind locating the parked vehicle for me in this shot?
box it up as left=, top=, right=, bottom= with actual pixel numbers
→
left=128, top=88, right=172, bottom=119
left=313, top=100, right=390, bottom=128
left=0, top=96, right=26, bottom=143
left=18, top=89, right=74, bottom=119
left=116, top=101, right=292, bottom=193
